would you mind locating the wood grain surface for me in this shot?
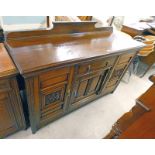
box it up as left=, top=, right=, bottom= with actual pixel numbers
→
left=5, top=22, right=144, bottom=75
left=0, top=43, right=17, bottom=78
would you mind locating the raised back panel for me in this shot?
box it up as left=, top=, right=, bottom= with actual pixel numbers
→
left=6, top=22, right=113, bottom=48
left=6, top=22, right=112, bottom=38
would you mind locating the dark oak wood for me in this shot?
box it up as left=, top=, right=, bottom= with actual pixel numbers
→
left=121, top=22, right=152, bottom=37
left=122, top=24, right=145, bottom=37
left=104, top=101, right=149, bottom=139
left=105, top=74, right=155, bottom=139
left=0, top=44, right=17, bottom=78
left=122, top=22, right=155, bottom=37
left=5, top=22, right=144, bottom=133
left=46, top=16, right=50, bottom=28
left=139, top=48, right=155, bottom=77
left=0, top=43, right=26, bottom=138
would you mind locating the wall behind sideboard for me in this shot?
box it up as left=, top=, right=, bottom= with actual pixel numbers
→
left=2, top=16, right=46, bottom=25
left=0, top=16, right=47, bottom=31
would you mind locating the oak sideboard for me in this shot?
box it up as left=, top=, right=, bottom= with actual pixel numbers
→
left=5, top=22, right=144, bottom=133
left=0, top=43, right=26, bottom=138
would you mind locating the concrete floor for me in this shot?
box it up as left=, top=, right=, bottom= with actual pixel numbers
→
left=7, top=68, right=154, bottom=139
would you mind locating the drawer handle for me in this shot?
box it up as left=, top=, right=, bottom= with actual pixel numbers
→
left=105, top=61, right=109, bottom=67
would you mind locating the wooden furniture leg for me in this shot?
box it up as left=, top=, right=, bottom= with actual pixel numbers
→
left=104, top=101, right=150, bottom=139
left=105, top=74, right=155, bottom=139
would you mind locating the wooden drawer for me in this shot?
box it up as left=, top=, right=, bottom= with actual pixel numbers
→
left=78, top=56, right=116, bottom=75
left=39, top=67, right=70, bottom=81
left=39, top=67, right=70, bottom=89
left=118, top=53, right=135, bottom=65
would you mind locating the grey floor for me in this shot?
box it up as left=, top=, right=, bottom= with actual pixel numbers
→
left=7, top=67, right=154, bottom=139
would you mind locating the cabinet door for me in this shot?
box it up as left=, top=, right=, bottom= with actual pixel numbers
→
left=26, top=67, right=74, bottom=132
left=102, top=64, right=127, bottom=95
left=70, top=68, right=110, bottom=108
left=39, top=67, right=74, bottom=125
left=40, top=82, right=68, bottom=123
left=0, top=92, right=18, bottom=138
left=102, top=52, right=136, bottom=95
left=71, top=73, right=100, bottom=103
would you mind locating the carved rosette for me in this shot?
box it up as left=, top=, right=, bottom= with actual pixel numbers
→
left=45, top=91, right=61, bottom=105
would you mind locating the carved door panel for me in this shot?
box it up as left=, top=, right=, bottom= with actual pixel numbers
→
left=0, top=92, right=18, bottom=138
left=28, top=67, right=74, bottom=130
left=70, top=68, right=110, bottom=108
left=102, top=63, right=129, bottom=95
left=40, top=82, right=67, bottom=122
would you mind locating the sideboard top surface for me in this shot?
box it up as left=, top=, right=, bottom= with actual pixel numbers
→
left=5, top=22, right=145, bottom=75
left=0, top=43, right=17, bottom=78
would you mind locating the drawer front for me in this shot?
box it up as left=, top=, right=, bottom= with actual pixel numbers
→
left=78, top=56, right=117, bottom=75
left=39, top=67, right=70, bottom=81
left=40, top=74, right=68, bottom=89
left=118, top=52, right=135, bottom=65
